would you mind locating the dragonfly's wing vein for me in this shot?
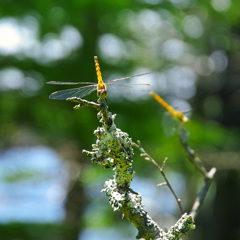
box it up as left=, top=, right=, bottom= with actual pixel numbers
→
left=107, top=72, right=151, bottom=83
left=49, top=85, right=97, bottom=100
left=106, top=82, right=152, bottom=93
left=47, top=81, right=96, bottom=85
left=107, top=83, right=151, bottom=87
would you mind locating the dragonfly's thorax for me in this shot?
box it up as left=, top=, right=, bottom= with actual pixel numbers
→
left=97, top=82, right=108, bottom=99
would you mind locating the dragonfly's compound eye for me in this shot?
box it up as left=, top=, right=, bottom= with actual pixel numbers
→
left=97, top=89, right=108, bottom=99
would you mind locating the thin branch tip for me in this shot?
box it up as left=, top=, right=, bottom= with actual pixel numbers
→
left=157, top=182, right=167, bottom=187
left=206, top=167, right=217, bottom=179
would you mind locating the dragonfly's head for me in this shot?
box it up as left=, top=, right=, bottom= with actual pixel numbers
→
left=97, top=82, right=108, bottom=99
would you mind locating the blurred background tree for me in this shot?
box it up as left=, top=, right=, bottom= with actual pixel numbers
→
left=0, top=0, right=240, bottom=239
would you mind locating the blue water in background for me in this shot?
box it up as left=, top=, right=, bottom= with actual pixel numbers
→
left=0, top=146, right=67, bottom=223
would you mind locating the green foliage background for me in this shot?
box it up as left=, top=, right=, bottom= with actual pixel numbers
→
left=0, top=0, right=240, bottom=239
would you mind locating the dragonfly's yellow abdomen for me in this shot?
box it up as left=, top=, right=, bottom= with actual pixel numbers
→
left=94, top=56, right=108, bottom=99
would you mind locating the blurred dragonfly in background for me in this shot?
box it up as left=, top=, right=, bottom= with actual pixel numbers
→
left=47, top=56, right=151, bottom=100
left=150, top=91, right=189, bottom=123
left=150, top=91, right=189, bottom=136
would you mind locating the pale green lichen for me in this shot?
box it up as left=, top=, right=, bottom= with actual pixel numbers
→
left=102, top=179, right=125, bottom=211
left=83, top=108, right=134, bottom=188
left=102, top=176, right=164, bottom=239
left=155, top=214, right=195, bottom=240
left=166, top=213, right=195, bottom=238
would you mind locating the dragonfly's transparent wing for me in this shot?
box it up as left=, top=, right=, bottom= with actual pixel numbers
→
left=49, top=85, right=97, bottom=100
left=107, top=72, right=151, bottom=84
left=47, top=81, right=95, bottom=85
left=162, top=112, right=177, bottom=136
left=106, top=82, right=152, bottom=100
left=48, top=72, right=151, bottom=100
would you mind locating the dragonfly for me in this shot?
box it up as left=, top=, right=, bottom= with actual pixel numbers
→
left=47, top=56, right=151, bottom=100
left=150, top=91, right=189, bottom=123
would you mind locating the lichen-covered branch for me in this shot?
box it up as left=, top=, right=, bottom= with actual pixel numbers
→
left=82, top=99, right=195, bottom=239
left=161, top=213, right=195, bottom=240
left=67, top=97, right=100, bottom=110
left=83, top=99, right=134, bottom=187
left=102, top=178, right=164, bottom=239
left=82, top=100, right=163, bottom=239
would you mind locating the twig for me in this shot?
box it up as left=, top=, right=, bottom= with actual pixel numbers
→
left=189, top=167, right=216, bottom=218
left=177, top=126, right=208, bottom=177
left=177, top=125, right=217, bottom=219
left=149, top=91, right=216, bottom=216
left=67, top=97, right=100, bottom=110
left=133, top=140, right=184, bottom=215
